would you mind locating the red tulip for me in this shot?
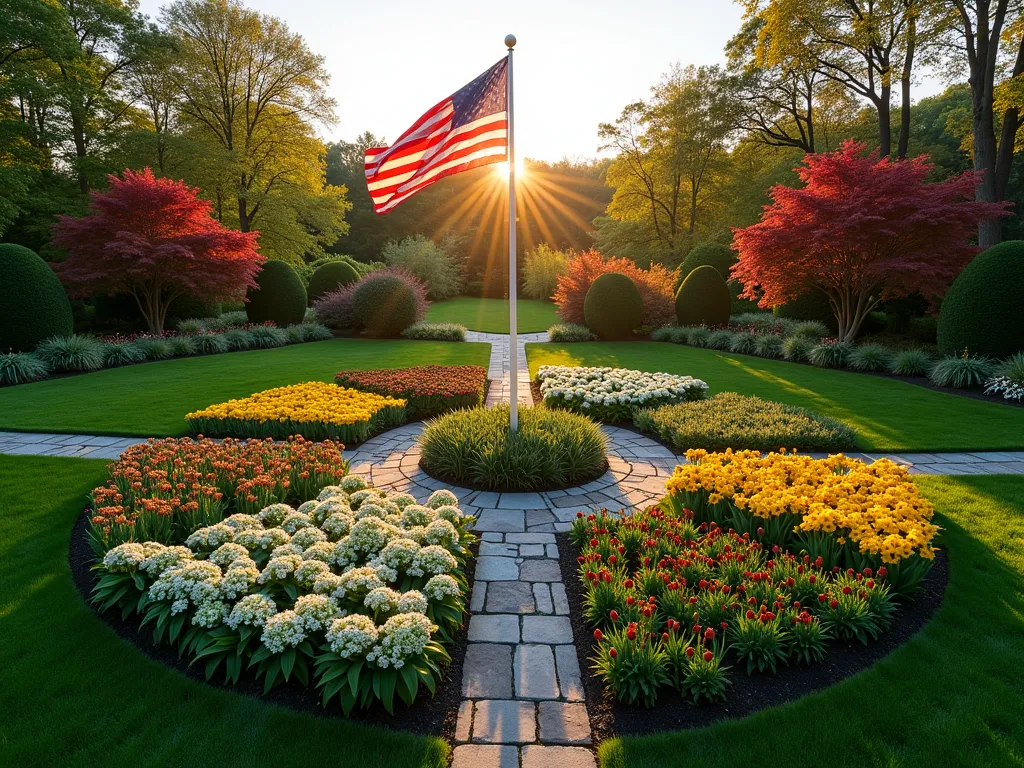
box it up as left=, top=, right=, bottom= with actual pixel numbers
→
left=829, top=599, right=839, bottom=609
left=593, top=629, right=603, bottom=641
left=703, top=651, right=714, bottom=662
left=686, top=646, right=695, bottom=658
left=609, top=647, right=618, bottom=658
left=609, top=610, right=619, bottom=622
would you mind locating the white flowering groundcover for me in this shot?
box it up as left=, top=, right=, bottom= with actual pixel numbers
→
left=537, top=365, right=709, bottom=422
left=92, top=476, right=475, bottom=715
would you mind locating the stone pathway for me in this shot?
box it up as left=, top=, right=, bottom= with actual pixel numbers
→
left=467, top=330, right=547, bottom=407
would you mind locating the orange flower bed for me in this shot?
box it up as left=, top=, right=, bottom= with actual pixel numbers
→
left=334, top=365, right=487, bottom=418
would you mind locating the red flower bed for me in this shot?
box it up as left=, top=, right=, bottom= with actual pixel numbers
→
left=334, top=365, right=487, bottom=418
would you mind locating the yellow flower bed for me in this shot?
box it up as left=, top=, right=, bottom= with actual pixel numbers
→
left=185, top=382, right=407, bottom=443
left=665, top=449, right=939, bottom=594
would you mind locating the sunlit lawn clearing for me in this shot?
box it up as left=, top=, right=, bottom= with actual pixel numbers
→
left=426, top=297, right=558, bottom=333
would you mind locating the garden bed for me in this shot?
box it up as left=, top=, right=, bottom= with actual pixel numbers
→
left=556, top=531, right=947, bottom=742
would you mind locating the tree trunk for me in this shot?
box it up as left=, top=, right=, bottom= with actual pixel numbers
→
left=238, top=194, right=250, bottom=233
left=877, top=91, right=892, bottom=158
left=897, top=16, right=916, bottom=160
left=973, top=91, right=1001, bottom=246
left=71, top=112, right=90, bottom=195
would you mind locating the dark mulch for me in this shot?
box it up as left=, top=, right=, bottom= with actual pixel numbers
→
left=68, top=509, right=475, bottom=739
left=555, top=532, right=949, bottom=744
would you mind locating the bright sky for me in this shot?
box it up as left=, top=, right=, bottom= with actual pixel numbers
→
left=138, top=0, right=946, bottom=162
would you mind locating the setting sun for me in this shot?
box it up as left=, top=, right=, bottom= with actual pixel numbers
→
left=495, top=158, right=526, bottom=179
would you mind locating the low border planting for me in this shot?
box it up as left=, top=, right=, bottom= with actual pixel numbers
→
left=334, top=365, right=487, bottom=420
left=186, top=382, right=407, bottom=443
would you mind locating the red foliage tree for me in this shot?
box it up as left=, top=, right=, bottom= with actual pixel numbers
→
left=53, top=168, right=264, bottom=334
left=731, top=141, right=1009, bottom=341
left=553, top=249, right=677, bottom=329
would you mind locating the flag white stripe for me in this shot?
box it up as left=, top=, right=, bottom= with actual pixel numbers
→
left=364, top=104, right=455, bottom=172
left=365, top=111, right=507, bottom=179
left=374, top=145, right=507, bottom=208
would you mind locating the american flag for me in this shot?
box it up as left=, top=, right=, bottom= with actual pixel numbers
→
left=365, top=58, right=508, bottom=214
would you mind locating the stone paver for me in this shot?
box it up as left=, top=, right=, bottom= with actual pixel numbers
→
left=522, top=615, right=573, bottom=644
left=521, top=745, right=598, bottom=768
left=537, top=702, right=592, bottom=744
left=514, top=644, right=559, bottom=699
left=469, top=614, right=521, bottom=643
left=487, top=581, right=537, bottom=613
left=471, top=700, right=537, bottom=744
left=452, top=744, right=519, bottom=768
left=463, top=644, right=513, bottom=699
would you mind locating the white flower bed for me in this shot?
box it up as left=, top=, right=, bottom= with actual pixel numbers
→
left=537, top=365, right=709, bottom=421
left=985, top=375, right=1024, bottom=401
left=93, top=482, right=475, bottom=714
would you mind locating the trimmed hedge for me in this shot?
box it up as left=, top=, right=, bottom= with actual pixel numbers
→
left=938, top=240, right=1024, bottom=358
left=0, top=243, right=73, bottom=352
left=307, top=260, right=360, bottom=304
left=680, top=242, right=735, bottom=280
left=245, top=260, right=307, bottom=326
left=583, top=272, right=643, bottom=340
left=675, top=265, right=731, bottom=327
left=352, top=274, right=419, bottom=337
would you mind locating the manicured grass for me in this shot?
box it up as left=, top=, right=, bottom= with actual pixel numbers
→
left=527, top=342, right=1024, bottom=452
left=0, top=338, right=490, bottom=437
left=0, top=455, right=448, bottom=768
left=600, top=473, right=1024, bottom=768
left=426, top=297, right=559, bottom=333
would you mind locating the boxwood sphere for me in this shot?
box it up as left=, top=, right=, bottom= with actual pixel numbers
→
left=938, top=240, right=1024, bottom=357
left=0, top=243, right=73, bottom=352
left=307, top=260, right=360, bottom=303
left=583, top=272, right=643, bottom=340
left=245, top=260, right=307, bottom=326
left=675, top=265, right=731, bottom=327
left=680, top=242, right=736, bottom=279
left=352, top=274, right=418, bottom=337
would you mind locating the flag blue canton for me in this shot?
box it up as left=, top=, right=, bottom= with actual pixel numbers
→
left=451, top=59, right=507, bottom=129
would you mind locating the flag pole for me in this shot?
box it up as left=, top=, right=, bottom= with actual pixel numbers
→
left=505, top=33, right=518, bottom=432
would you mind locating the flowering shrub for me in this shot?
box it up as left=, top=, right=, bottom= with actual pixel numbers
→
left=665, top=449, right=938, bottom=594
left=553, top=249, right=677, bottom=330
left=91, top=482, right=476, bottom=714
left=335, top=365, right=486, bottom=419
left=537, top=365, right=708, bottom=422
left=571, top=498, right=931, bottom=707
left=186, top=382, right=407, bottom=442
left=88, top=436, right=349, bottom=552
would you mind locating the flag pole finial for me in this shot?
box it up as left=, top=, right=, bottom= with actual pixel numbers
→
left=505, top=34, right=516, bottom=49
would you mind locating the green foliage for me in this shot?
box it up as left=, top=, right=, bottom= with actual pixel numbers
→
left=790, top=320, right=830, bottom=340
left=382, top=235, right=461, bottom=301
left=401, top=322, right=466, bottom=342
left=729, top=615, right=789, bottom=675
left=929, top=355, right=996, bottom=389
left=808, top=341, right=853, bottom=368
left=168, top=336, right=197, bottom=357
left=591, top=626, right=671, bottom=708
left=773, top=291, right=836, bottom=331
left=729, top=331, right=760, bottom=355
left=676, top=265, right=731, bottom=327
left=0, top=243, right=74, bottom=352
left=352, top=275, right=419, bottom=337
left=584, top=272, right=644, bottom=340
left=0, top=352, right=50, bottom=387
left=248, top=325, right=289, bottom=349
left=104, top=341, right=146, bottom=367
left=523, top=243, right=570, bottom=300
left=938, top=240, right=1024, bottom=358
left=419, top=405, right=607, bottom=492
left=35, top=335, right=105, bottom=372
left=889, top=349, right=935, bottom=377
left=999, top=351, right=1024, bottom=382
left=307, top=261, right=360, bottom=304
left=633, top=392, right=857, bottom=452
left=548, top=323, right=596, bottom=343
left=138, top=338, right=174, bottom=360
left=687, top=327, right=711, bottom=347
left=782, top=335, right=815, bottom=362
left=681, top=242, right=736, bottom=280
left=706, top=329, right=736, bottom=350
left=848, top=344, right=894, bottom=372
left=246, top=261, right=308, bottom=327
left=192, top=333, right=230, bottom=355
left=222, top=329, right=257, bottom=351
left=754, top=334, right=784, bottom=358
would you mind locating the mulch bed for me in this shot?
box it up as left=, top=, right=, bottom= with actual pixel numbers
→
left=68, top=508, right=476, bottom=739
left=555, top=531, right=949, bottom=744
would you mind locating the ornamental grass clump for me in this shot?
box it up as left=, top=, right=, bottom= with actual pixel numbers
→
left=706, top=330, right=736, bottom=350
left=729, top=331, right=760, bottom=355
left=782, top=335, right=815, bottom=362
left=889, top=348, right=934, bottom=377
left=789, top=320, right=830, bottom=340
left=929, top=353, right=996, bottom=389
left=401, top=322, right=467, bottom=342
left=103, top=340, right=146, bottom=366
left=985, top=351, right=1024, bottom=401
left=419, top=405, right=607, bottom=492
left=335, top=365, right=486, bottom=419
left=91, top=479, right=476, bottom=714
left=0, top=352, right=49, bottom=386
left=754, top=334, right=784, bottom=358
left=537, top=365, right=708, bottom=422
left=548, top=323, right=597, bottom=343
left=633, top=392, right=856, bottom=453
left=186, top=381, right=407, bottom=443
left=847, top=343, right=893, bottom=372
left=808, top=340, right=853, bottom=368
left=35, top=334, right=106, bottom=372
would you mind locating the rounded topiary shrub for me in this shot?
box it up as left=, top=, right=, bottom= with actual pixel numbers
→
left=307, top=261, right=360, bottom=304
left=0, top=243, right=73, bottom=352
left=938, top=240, right=1024, bottom=358
left=680, top=242, right=736, bottom=280
left=245, top=260, right=307, bottom=327
left=583, top=272, right=643, bottom=340
left=675, top=265, right=731, bottom=327
left=352, top=275, right=418, bottom=337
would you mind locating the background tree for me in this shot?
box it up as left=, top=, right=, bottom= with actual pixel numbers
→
left=52, top=167, right=263, bottom=333
left=732, top=141, right=1008, bottom=341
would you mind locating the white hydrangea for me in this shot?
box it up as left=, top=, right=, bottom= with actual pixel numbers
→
left=293, top=593, right=339, bottom=631
left=226, top=593, right=278, bottom=629
left=326, top=614, right=378, bottom=657
left=423, top=574, right=462, bottom=602
left=312, top=571, right=342, bottom=596
left=140, top=545, right=193, bottom=576
left=403, top=525, right=428, bottom=544
left=340, top=475, right=368, bottom=493
left=320, top=512, right=354, bottom=540
left=234, top=527, right=290, bottom=553
left=386, top=492, right=417, bottom=510
left=185, top=523, right=234, bottom=552
left=426, top=489, right=459, bottom=509
left=102, top=542, right=146, bottom=572
left=209, top=542, right=250, bottom=568
left=363, top=586, right=401, bottom=614
left=221, top=513, right=263, bottom=532
left=331, top=537, right=358, bottom=569
left=367, top=558, right=398, bottom=584
left=290, top=526, right=328, bottom=550
left=192, top=599, right=229, bottom=628
left=333, top=566, right=384, bottom=599
left=347, top=489, right=377, bottom=509
left=355, top=502, right=389, bottom=521
left=312, top=498, right=350, bottom=526
left=260, top=609, right=306, bottom=653
left=397, top=590, right=428, bottom=614
left=296, top=499, right=319, bottom=516
left=401, top=505, right=435, bottom=527
left=423, top=519, right=459, bottom=548
left=410, top=545, right=458, bottom=577
left=220, top=562, right=259, bottom=599
left=294, top=559, right=330, bottom=588
left=270, top=543, right=303, bottom=559
left=347, top=517, right=400, bottom=556
left=366, top=612, right=433, bottom=669
left=149, top=560, right=222, bottom=614
left=377, top=537, right=421, bottom=571
left=258, top=555, right=303, bottom=584
left=257, top=503, right=293, bottom=527
left=281, top=511, right=313, bottom=534
left=537, top=364, right=709, bottom=411
left=433, top=505, right=464, bottom=524
left=317, top=484, right=346, bottom=501
left=301, top=541, right=335, bottom=563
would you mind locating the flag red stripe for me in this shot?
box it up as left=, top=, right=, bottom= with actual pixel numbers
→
left=377, top=153, right=506, bottom=213
left=369, top=136, right=508, bottom=201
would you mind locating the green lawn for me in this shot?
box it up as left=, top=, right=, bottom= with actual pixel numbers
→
left=0, top=338, right=490, bottom=437
left=426, top=297, right=558, bottom=333
left=0, top=455, right=449, bottom=768
left=527, top=342, right=1024, bottom=452
left=600, top=473, right=1024, bottom=768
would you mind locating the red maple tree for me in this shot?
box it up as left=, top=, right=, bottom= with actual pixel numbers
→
left=53, top=168, right=264, bottom=334
left=731, top=141, right=1009, bottom=341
